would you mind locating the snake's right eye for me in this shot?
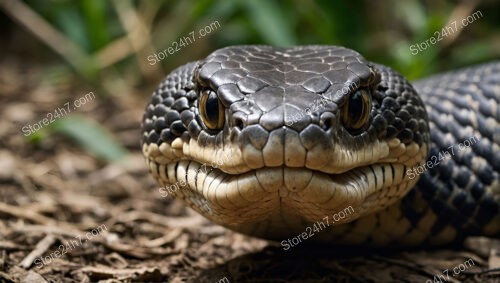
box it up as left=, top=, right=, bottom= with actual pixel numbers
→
left=342, top=89, right=372, bottom=133
left=199, top=89, right=225, bottom=131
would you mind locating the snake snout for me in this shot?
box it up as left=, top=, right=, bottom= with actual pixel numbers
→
left=236, top=119, right=335, bottom=169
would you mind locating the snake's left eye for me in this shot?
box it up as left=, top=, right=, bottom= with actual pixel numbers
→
left=342, top=89, right=372, bottom=132
left=199, top=89, right=225, bottom=131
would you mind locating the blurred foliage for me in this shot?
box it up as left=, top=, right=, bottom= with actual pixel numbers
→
left=25, top=0, right=116, bottom=52
left=51, top=116, right=128, bottom=162
left=1, top=0, right=498, bottom=162
left=4, top=0, right=499, bottom=82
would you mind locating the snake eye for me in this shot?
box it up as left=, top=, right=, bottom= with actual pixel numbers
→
left=342, top=89, right=372, bottom=132
left=199, top=89, right=225, bottom=131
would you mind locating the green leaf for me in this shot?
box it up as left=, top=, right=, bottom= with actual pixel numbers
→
left=51, top=116, right=128, bottom=162
left=396, top=0, right=427, bottom=33
left=241, top=0, right=296, bottom=46
left=80, top=0, right=110, bottom=52
left=54, top=5, right=89, bottom=51
left=25, top=129, right=46, bottom=145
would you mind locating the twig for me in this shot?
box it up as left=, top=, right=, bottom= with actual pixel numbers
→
left=111, top=0, right=161, bottom=80
left=441, top=0, right=481, bottom=47
left=0, top=241, right=31, bottom=251
left=0, top=202, right=56, bottom=225
left=143, top=228, right=183, bottom=248
left=115, top=210, right=207, bottom=228
left=92, top=1, right=159, bottom=70
left=461, top=267, right=500, bottom=276
left=94, top=36, right=139, bottom=69
left=19, top=234, right=56, bottom=268
left=12, top=224, right=85, bottom=239
left=102, top=241, right=178, bottom=259
left=0, top=271, right=14, bottom=283
left=75, top=266, right=161, bottom=281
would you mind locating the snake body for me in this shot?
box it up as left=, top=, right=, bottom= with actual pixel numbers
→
left=142, top=46, right=499, bottom=246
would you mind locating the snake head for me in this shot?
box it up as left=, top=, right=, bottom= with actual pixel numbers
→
left=142, top=45, right=430, bottom=240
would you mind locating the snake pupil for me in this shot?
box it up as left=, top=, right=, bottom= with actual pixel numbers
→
left=349, top=92, right=363, bottom=119
left=199, top=89, right=225, bottom=131
left=342, top=89, right=371, bottom=132
left=205, top=93, right=219, bottom=121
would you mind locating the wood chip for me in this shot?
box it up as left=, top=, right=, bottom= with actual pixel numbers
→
left=76, top=266, right=164, bottom=281
left=20, top=271, right=48, bottom=283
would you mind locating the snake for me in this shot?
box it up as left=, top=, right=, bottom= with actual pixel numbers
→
left=141, top=45, right=499, bottom=246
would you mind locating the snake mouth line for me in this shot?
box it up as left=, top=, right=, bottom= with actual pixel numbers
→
left=159, top=159, right=410, bottom=199
left=172, top=159, right=407, bottom=179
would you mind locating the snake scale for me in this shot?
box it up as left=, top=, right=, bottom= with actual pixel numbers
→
left=141, top=46, right=499, bottom=246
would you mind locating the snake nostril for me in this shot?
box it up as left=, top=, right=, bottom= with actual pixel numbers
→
left=320, top=112, right=335, bottom=131
left=234, top=117, right=245, bottom=130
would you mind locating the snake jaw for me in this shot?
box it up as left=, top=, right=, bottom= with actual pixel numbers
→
left=144, top=133, right=428, bottom=232
left=145, top=145, right=426, bottom=219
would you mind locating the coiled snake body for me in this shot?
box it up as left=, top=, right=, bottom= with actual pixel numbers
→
left=142, top=46, right=499, bottom=246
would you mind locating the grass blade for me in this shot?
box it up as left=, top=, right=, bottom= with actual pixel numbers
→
left=51, top=116, right=128, bottom=162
